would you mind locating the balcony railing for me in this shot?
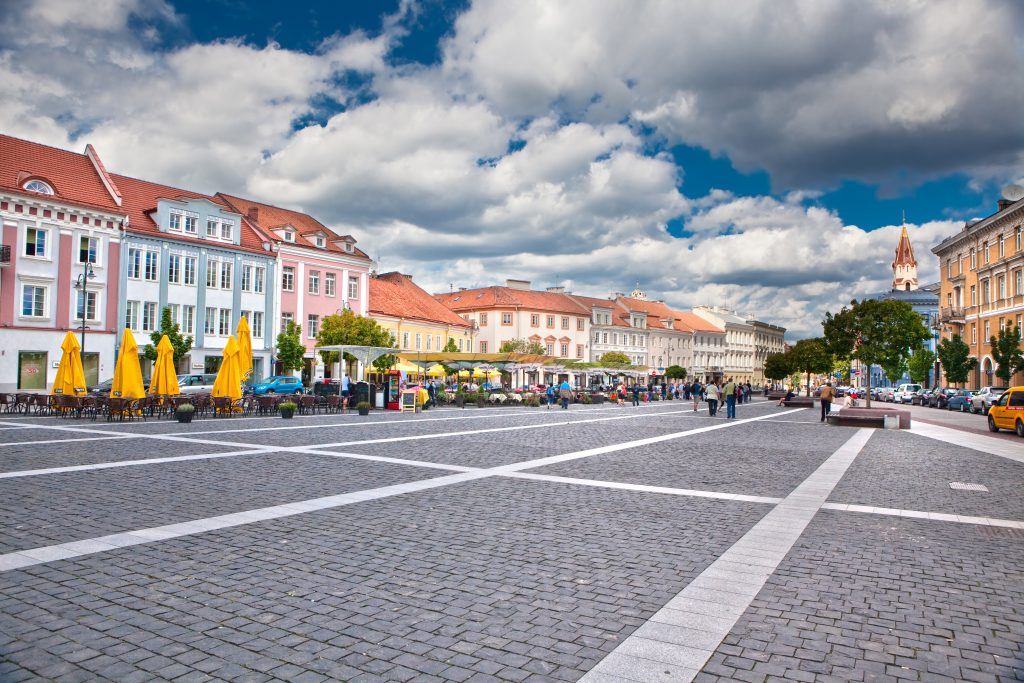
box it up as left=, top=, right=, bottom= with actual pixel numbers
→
left=939, top=306, right=965, bottom=323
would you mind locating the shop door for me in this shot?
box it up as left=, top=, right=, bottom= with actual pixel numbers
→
left=81, top=352, right=100, bottom=387
left=250, top=357, right=264, bottom=385
left=18, top=352, right=47, bottom=390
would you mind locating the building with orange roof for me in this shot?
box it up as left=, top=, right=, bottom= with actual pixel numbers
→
left=692, top=305, right=756, bottom=383
left=567, top=293, right=649, bottom=365
left=613, top=285, right=697, bottom=374
left=436, top=280, right=591, bottom=359
left=369, top=272, right=474, bottom=357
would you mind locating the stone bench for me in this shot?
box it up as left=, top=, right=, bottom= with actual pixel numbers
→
left=826, top=406, right=910, bottom=429
left=782, top=397, right=815, bottom=407
left=766, top=391, right=788, bottom=400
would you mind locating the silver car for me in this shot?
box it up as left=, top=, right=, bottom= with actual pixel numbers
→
left=176, top=373, right=218, bottom=394
left=971, top=386, right=1008, bottom=415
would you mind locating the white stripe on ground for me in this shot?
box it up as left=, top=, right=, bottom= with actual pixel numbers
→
left=580, top=428, right=874, bottom=683
left=0, top=408, right=804, bottom=572
left=501, top=472, right=782, bottom=505
left=0, top=435, right=135, bottom=448
left=908, top=420, right=1024, bottom=464
left=821, top=502, right=1024, bottom=528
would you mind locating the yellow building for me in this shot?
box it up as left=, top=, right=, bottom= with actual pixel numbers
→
left=368, top=272, right=475, bottom=365
left=932, top=193, right=1024, bottom=388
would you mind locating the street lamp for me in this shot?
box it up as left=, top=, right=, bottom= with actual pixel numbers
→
left=73, top=261, right=96, bottom=352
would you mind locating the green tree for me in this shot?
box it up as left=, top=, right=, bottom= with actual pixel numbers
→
left=499, top=338, right=546, bottom=354
left=665, top=365, right=687, bottom=380
left=276, top=320, right=306, bottom=373
left=787, top=338, right=833, bottom=396
left=936, top=335, right=976, bottom=386
left=314, top=309, right=397, bottom=373
left=907, top=348, right=936, bottom=385
left=599, top=351, right=632, bottom=366
left=442, top=337, right=459, bottom=352
left=823, top=298, right=931, bottom=407
left=763, top=352, right=792, bottom=383
left=989, top=325, right=1024, bottom=384
left=142, top=306, right=193, bottom=368
left=832, top=358, right=852, bottom=384
left=879, top=354, right=908, bottom=386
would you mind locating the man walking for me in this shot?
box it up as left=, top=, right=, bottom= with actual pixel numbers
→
left=704, top=380, right=720, bottom=416
left=819, top=382, right=835, bottom=422
left=559, top=379, right=572, bottom=409
left=631, top=382, right=641, bottom=407
left=691, top=381, right=702, bottom=412
left=723, top=377, right=737, bottom=419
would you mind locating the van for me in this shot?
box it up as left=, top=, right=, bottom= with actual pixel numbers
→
left=893, top=383, right=922, bottom=404
left=177, top=373, right=218, bottom=394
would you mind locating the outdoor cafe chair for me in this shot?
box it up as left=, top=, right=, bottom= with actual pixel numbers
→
left=298, top=395, right=317, bottom=415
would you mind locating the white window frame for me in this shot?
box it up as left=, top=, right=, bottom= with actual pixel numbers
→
left=182, top=305, right=195, bottom=335
left=252, top=311, right=263, bottom=338
left=127, top=248, right=142, bottom=279
left=78, top=235, right=99, bottom=265
left=242, top=265, right=253, bottom=292
left=144, top=251, right=159, bottom=281
left=21, top=284, right=47, bottom=318
left=218, top=309, right=231, bottom=336
left=126, top=301, right=141, bottom=331
left=254, top=266, right=265, bottom=294
left=325, top=272, right=336, bottom=297
left=220, top=261, right=232, bottom=290
left=74, top=290, right=99, bottom=322
left=183, top=212, right=198, bottom=234
left=308, top=270, right=320, bottom=295
left=282, top=266, right=294, bottom=292
left=348, top=276, right=359, bottom=299
left=168, top=254, right=181, bottom=284
left=183, top=256, right=197, bottom=286
left=205, top=307, right=217, bottom=335
left=307, top=314, right=319, bottom=339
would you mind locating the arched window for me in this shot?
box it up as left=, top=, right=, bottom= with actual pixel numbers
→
left=23, top=179, right=53, bottom=194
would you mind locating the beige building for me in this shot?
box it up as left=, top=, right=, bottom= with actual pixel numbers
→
left=693, top=306, right=755, bottom=383
left=750, top=319, right=787, bottom=385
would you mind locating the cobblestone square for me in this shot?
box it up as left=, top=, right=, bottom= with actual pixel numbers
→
left=1, top=401, right=1022, bottom=682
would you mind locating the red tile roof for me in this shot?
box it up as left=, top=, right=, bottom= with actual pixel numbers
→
left=217, top=193, right=371, bottom=261
left=110, top=174, right=270, bottom=254
left=674, top=310, right=725, bottom=334
left=436, top=286, right=592, bottom=316
left=370, top=272, right=473, bottom=328
left=568, top=294, right=633, bottom=328
left=0, top=134, right=122, bottom=213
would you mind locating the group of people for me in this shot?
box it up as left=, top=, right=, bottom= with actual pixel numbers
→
left=685, top=378, right=752, bottom=418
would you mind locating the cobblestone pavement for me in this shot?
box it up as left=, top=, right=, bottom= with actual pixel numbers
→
left=0, top=401, right=1021, bottom=682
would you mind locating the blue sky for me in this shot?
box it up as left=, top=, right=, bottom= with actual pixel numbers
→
left=3, top=0, right=1023, bottom=338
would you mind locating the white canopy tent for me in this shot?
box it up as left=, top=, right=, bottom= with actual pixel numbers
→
left=312, top=345, right=398, bottom=386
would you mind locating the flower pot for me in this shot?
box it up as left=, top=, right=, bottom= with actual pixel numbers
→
left=176, top=413, right=193, bottom=423
left=454, top=395, right=465, bottom=408
left=358, top=407, right=370, bottom=416
left=475, top=397, right=486, bottom=408
left=280, top=408, right=295, bottom=419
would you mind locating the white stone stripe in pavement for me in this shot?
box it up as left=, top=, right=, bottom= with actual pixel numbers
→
left=908, top=420, right=1024, bottom=463
left=502, top=472, right=783, bottom=505
left=0, top=409, right=803, bottom=573
left=0, top=447, right=275, bottom=479
left=0, top=434, right=135, bottom=448
left=821, top=502, right=1024, bottom=528
left=580, top=428, right=874, bottom=683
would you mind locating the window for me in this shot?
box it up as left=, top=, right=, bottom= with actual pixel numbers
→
left=402, top=332, right=410, bottom=349
left=126, top=301, right=140, bottom=331
left=479, top=313, right=488, bottom=326
left=182, top=305, right=195, bottom=335
left=219, top=261, right=232, bottom=289
left=971, top=324, right=977, bottom=343
left=576, top=344, right=584, bottom=358
left=280, top=312, right=293, bottom=333
left=602, top=332, right=608, bottom=343
left=25, top=227, right=47, bottom=257
left=78, top=236, right=98, bottom=264
left=479, top=341, right=488, bottom=353
left=970, top=248, right=976, bottom=269
left=1017, top=227, right=1022, bottom=252
left=984, top=241, right=989, bottom=264
left=612, top=333, right=618, bottom=345
left=501, top=312, right=513, bottom=325
left=315, top=235, right=325, bottom=248
left=254, top=267, right=265, bottom=294
left=242, top=265, right=252, bottom=292
left=127, top=248, right=141, bottom=278
left=251, top=311, right=263, bottom=338
left=561, top=316, right=569, bottom=329
left=458, top=338, right=464, bottom=351
left=999, top=276, right=1006, bottom=299
left=220, top=220, right=232, bottom=240
left=426, top=334, right=432, bottom=351
left=282, top=266, right=294, bottom=291
left=325, top=273, right=336, bottom=297
left=142, top=302, right=157, bottom=332
left=545, top=342, right=553, bottom=355
left=184, top=213, right=198, bottom=234
left=546, top=315, right=555, bottom=328
left=983, top=279, right=990, bottom=304
left=435, top=335, right=441, bottom=350
left=183, top=256, right=197, bottom=286
left=23, top=179, right=53, bottom=194
left=593, top=332, right=600, bottom=343
left=205, top=307, right=217, bottom=335
left=206, top=260, right=217, bottom=288
left=639, top=336, right=645, bottom=347
left=283, top=231, right=294, bottom=243
left=207, top=219, right=218, bottom=238
left=348, top=276, right=359, bottom=299
left=169, top=210, right=182, bottom=231
left=415, top=333, right=422, bottom=350
left=1016, top=270, right=1023, bottom=296
left=946, top=259, right=951, bottom=278
left=168, top=304, right=179, bottom=326
left=219, top=309, right=231, bottom=336
left=307, top=314, right=319, bottom=338
left=75, top=290, right=97, bottom=321
left=970, top=285, right=977, bottom=306
left=577, top=318, right=585, bottom=331
left=308, top=270, right=320, bottom=294
left=22, top=285, right=46, bottom=317
left=168, top=254, right=181, bottom=284
left=144, top=251, right=159, bottom=281
left=984, top=320, right=990, bottom=341
left=531, top=314, right=540, bottom=327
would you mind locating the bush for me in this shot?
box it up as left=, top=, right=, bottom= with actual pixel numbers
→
left=279, top=401, right=298, bottom=411
left=524, top=395, right=541, bottom=407
left=175, top=403, right=195, bottom=413
left=355, top=401, right=371, bottom=410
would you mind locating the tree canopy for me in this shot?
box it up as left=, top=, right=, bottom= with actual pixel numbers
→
left=787, top=338, right=833, bottom=396
left=276, top=320, right=306, bottom=373
left=143, top=306, right=193, bottom=366
left=442, top=337, right=459, bottom=352
left=499, top=338, right=546, bottom=354
left=315, top=310, right=396, bottom=368
left=599, top=351, right=631, bottom=366
left=907, top=348, right=935, bottom=385
left=665, top=365, right=687, bottom=380
left=763, top=352, right=792, bottom=381
left=989, top=325, right=1024, bottom=384
left=936, top=335, right=975, bottom=386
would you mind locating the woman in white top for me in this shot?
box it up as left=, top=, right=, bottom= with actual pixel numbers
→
left=704, top=381, right=721, bottom=416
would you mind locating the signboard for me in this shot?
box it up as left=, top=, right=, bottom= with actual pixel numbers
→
left=192, top=362, right=204, bottom=369
left=400, top=389, right=418, bottom=413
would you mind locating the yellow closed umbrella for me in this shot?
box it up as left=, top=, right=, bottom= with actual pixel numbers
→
left=212, top=335, right=242, bottom=412
left=111, top=329, right=146, bottom=399
left=148, top=335, right=180, bottom=396
left=236, top=315, right=253, bottom=382
left=52, top=331, right=87, bottom=397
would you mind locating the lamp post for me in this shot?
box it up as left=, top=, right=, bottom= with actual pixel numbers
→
left=73, top=261, right=96, bottom=352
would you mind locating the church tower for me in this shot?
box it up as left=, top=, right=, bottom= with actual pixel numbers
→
left=892, top=221, right=918, bottom=291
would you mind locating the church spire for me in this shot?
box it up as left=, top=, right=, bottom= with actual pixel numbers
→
left=891, top=216, right=918, bottom=291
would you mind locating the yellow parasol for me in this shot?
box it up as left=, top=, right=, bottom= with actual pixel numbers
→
left=212, top=335, right=242, bottom=410
left=236, top=315, right=253, bottom=381
left=51, top=331, right=87, bottom=397
left=111, top=329, right=146, bottom=399
left=148, top=335, right=180, bottom=396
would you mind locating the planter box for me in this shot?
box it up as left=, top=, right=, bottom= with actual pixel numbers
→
left=176, top=413, right=193, bottom=423
left=280, top=409, right=295, bottom=419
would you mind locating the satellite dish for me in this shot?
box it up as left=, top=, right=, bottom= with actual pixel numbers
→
left=1002, top=184, right=1024, bottom=202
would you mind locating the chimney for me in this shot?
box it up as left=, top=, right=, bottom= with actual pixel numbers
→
left=546, top=286, right=565, bottom=293
left=458, top=287, right=467, bottom=291
left=506, top=279, right=531, bottom=290
left=997, top=199, right=1013, bottom=212
left=247, top=206, right=259, bottom=222
left=401, top=273, right=413, bottom=280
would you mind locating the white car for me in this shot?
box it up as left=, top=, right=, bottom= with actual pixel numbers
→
left=971, top=386, right=1008, bottom=415
left=893, top=383, right=922, bottom=404
left=176, top=373, right=218, bottom=394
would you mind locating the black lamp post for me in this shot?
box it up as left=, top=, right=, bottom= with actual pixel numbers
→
left=73, top=261, right=96, bottom=352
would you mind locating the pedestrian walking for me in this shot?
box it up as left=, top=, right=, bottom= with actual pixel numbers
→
left=545, top=383, right=555, bottom=409
left=559, top=379, right=572, bottom=409
left=705, top=380, right=720, bottom=416
left=819, top=382, right=835, bottom=422
left=691, top=381, right=702, bottom=411
left=631, top=382, right=641, bottom=406
left=723, top=378, right=737, bottom=419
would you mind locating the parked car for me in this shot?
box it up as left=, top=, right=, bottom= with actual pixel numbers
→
left=251, top=375, right=305, bottom=395
left=928, top=388, right=958, bottom=408
left=893, top=383, right=923, bottom=404
left=946, top=389, right=976, bottom=412
left=971, top=386, right=1008, bottom=415
left=87, top=378, right=114, bottom=394
left=877, top=387, right=895, bottom=402
left=911, top=389, right=933, bottom=406
left=987, top=386, right=1024, bottom=436
left=177, top=373, right=218, bottom=394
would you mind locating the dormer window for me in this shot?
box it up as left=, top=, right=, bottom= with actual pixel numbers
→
left=23, top=179, right=54, bottom=195
left=284, top=231, right=294, bottom=243
left=315, top=236, right=325, bottom=248
left=344, top=242, right=353, bottom=253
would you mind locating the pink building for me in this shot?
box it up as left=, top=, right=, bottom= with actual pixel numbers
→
left=217, top=194, right=374, bottom=383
